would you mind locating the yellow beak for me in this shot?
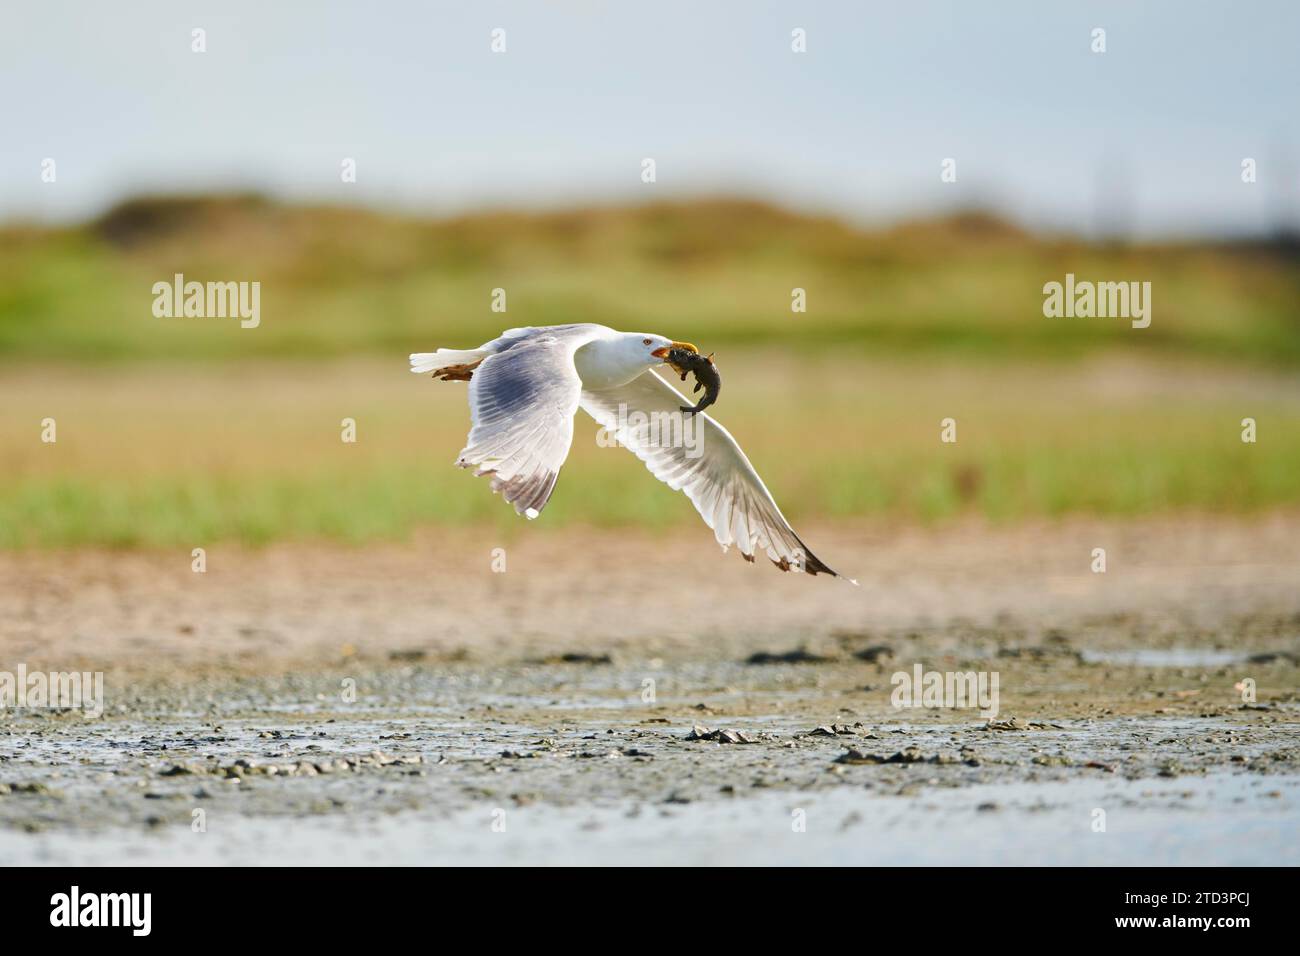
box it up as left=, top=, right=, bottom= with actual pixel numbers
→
left=651, top=340, right=699, bottom=360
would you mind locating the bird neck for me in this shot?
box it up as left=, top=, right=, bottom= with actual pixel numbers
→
left=574, top=337, right=650, bottom=390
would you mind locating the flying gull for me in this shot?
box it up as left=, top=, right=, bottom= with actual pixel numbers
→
left=410, top=324, right=847, bottom=579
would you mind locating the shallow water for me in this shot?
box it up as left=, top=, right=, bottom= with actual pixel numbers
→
left=1079, top=648, right=1247, bottom=668
left=6, top=771, right=1296, bottom=866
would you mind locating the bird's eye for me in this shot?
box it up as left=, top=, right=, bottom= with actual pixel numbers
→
left=642, top=338, right=652, bottom=346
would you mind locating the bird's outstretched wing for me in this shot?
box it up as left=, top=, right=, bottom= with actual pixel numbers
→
left=580, top=370, right=845, bottom=577
left=459, top=332, right=589, bottom=517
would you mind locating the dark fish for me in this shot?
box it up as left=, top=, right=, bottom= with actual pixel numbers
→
left=665, top=347, right=721, bottom=416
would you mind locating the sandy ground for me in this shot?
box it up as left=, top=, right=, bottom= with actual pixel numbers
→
left=1, top=515, right=1298, bottom=864
left=4, top=514, right=1299, bottom=672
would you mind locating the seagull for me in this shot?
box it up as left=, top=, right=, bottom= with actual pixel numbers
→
left=410, top=324, right=847, bottom=579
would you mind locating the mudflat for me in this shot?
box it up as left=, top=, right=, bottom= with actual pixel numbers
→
left=1, top=515, right=1297, bottom=864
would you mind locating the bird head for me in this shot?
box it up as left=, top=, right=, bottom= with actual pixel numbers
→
left=646, top=336, right=699, bottom=366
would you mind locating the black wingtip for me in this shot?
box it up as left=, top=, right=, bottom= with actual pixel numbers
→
left=779, top=538, right=853, bottom=582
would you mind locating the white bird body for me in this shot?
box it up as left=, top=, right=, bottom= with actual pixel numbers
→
left=410, top=324, right=848, bottom=579
left=573, top=329, right=668, bottom=390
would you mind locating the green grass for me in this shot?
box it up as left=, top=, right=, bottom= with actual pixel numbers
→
left=1, top=196, right=1298, bottom=365
left=2, top=196, right=1297, bottom=548
left=2, top=355, right=1297, bottom=549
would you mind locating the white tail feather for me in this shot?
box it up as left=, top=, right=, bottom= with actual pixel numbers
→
left=409, top=348, right=487, bottom=374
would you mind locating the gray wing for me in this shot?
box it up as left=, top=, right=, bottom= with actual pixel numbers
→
left=483, top=323, right=611, bottom=355
left=459, top=331, right=592, bottom=518
left=580, top=370, right=845, bottom=577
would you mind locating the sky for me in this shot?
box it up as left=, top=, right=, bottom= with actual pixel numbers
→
left=2, top=0, right=1298, bottom=238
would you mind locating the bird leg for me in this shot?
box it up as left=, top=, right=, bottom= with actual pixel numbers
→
left=432, top=360, right=483, bottom=382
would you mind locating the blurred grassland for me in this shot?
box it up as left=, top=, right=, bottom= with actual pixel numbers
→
left=0, top=196, right=1297, bottom=549
left=1, top=195, right=1298, bottom=364
left=2, top=354, right=1297, bottom=549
